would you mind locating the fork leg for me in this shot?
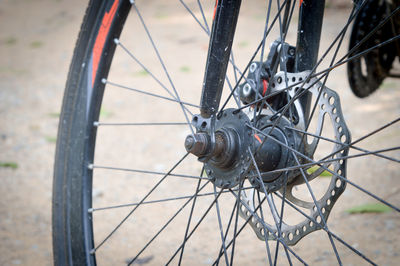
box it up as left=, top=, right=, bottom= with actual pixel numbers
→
left=295, top=0, right=325, bottom=122
left=200, top=0, right=242, bottom=119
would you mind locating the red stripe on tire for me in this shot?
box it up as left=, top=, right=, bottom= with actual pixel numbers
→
left=92, top=0, right=119, bottom=86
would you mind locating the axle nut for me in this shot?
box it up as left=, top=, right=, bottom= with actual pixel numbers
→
left=184, top=133, right=210, bottom=157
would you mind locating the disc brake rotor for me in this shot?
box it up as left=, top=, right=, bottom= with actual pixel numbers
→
left=239, top=71, right=351, bottom=245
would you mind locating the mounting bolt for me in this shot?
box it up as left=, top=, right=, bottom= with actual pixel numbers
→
left=250, top=62, right=257, bottom=73
left=242, top=83, right=252, bottom=97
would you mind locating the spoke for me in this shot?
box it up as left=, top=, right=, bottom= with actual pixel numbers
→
left=268, top=6, right=298, bottom=259
left=300, top=2, right=368, bottom=129
left=276, top=0, right=291, bottom=41
left=228, top=182, right=242, bottom=266
left=179, top=0, right=209, bottom=34
left=229, top=189, right=308, bottom=265
left=236, top=0, right=362, bottom=146
left=90, top=164, right=207, bottom=180
left=212, top=196, right=268, bottom=266
left=233, top=75, right=321, bottom=113
left=291, top=152, right=342, bottom=265
left=213, top=184, right=230, bottom=266
left=255, top=146, right=400, bottom=177
left=218, top=0, right=292, bottom=115
left=128, top=180, right=210, bottom=265
left=225, top=72, right=242, bottom=108
left=304, top=5, right=355, bottom=137
left=233, top=3, right=398, bottom=115
left=275, top=0, right=296, bottom=139
left=274, top=173, right=290, bottom=266
left=248, top=124, right=400, bottom=212
left=103, top=79, right=199, bottom=109
left=115, top=39, right=186, bottom=107
left=216, top=198, right=239, bottom=266
left=282, top=0, right=296, bottom=35
left=286, top=126, right=400, bottom=163
left=340, top=4, right=400, bottom=67
left=257, top=191, right=274, bottom=266
left=273, top=192, right=377, bottom=265
left=132, top=2, right=195, bottom=135
left=258, top=0, right=274, bottom=71
left=294, top=25, right=400, bottom=106
left=165, top=188, right=224, bottom=265
left=343, top=117, right=400, bottom=147
left=90, top=153, right=189, bottom=253
left=267, top=0, right=366, bottom=122
left=237, top=27, right=400, bottom=113
left=127, top=179, right=210, bottom=265
left=330, top=233, right=375, bottom=266
left=249, top=120, right=400, bottom=168
left=248, top=147, right=292, bottom=265
left=252, top=0, right=274, bottom=130
left=178, top=0, right=243, bottom=108
left=189, top=0, right=240, bottom=91
left=94, top=122, right=187, bottom=126
left=254, top=117, right=400, bottom=175
left=178, top=171, right=203, bottom=265
left=230, top=52, right=239, bottom=86
left=197, top=0, right=210, bottom=33
left=312, top=33, right=400, bottom=83
left=218, top=40, right=264, bottom=114
left=90, top=186, right=254, bottom=212
left=231, top=3, right=400, bottom=136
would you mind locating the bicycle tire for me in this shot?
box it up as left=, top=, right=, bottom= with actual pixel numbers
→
left=52, top=1, right=131, bottom=265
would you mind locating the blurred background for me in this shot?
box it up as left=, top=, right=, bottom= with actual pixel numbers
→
left=1, top=0, right=399, bottom=265
left=1, top=1, right=86, bottom=265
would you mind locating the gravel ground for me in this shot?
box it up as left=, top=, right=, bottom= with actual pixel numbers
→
left=0, top=0, right=399, bottom=265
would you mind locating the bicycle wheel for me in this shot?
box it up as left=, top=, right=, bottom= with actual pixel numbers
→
left=347, top=0, right=399, bottom=97
left=53, top=0, right=400, bottom=265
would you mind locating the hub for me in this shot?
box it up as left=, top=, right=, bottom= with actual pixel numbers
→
left=185, top=109, right=253, bottom=188
left=249, top=114, right=304, bottom=193
left=185, top=108, right=303, bottom=191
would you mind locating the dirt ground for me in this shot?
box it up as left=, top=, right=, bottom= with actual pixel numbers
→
left=0, top=0, right=399, bottom=265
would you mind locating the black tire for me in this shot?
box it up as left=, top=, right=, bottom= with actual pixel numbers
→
left=347, top=0, right=398, bottom=98
left=52, top=1, right=130, bottom=265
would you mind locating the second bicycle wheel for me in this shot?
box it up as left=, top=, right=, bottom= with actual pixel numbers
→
left=53, top=0, right=400, bottom=265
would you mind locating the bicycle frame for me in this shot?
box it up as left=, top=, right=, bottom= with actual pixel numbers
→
left=200, top=0, right=326, bottom=121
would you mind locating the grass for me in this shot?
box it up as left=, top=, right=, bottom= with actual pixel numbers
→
left=133, top=69, right=149, bottom=77
left=100, top=107, right=113, bottom=118
left=237, top=41, right=249, bottom=48
left=4, top=37, right=17, bottom=46
left=45, top=136, right=57, bottom=143
left=154, top=11, right=168, bottom=19
left=381, top=81, right=396, bottom=89
left=0, top=161, right=18, bottom=169
left=179, top=66, right=191, bottom=73
left=0, top=67, right=28, bottom=75
left=48, top=112, right=60, bottom=118
left=30, top=41, right=43, bottom=48
left=306, top=165, right=332, bottom=177
left=346, top=203, right=392, bottom=214
left=201, top=168, right=208, bottom=177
